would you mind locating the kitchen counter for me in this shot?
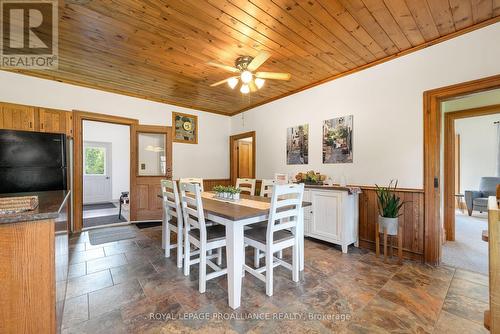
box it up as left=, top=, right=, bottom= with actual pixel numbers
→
left=0, top=190, right=70, bottom=224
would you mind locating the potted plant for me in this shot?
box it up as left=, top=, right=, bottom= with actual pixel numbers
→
left=213, top=185, right=227, bottom=199
left=230, top=187, right=241, bottom=201
left=376, top=180, right=404, bottom=235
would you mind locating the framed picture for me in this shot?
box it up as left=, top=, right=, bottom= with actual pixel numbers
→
left=286, top=124, right=308, bottom=164
left=172, top=112, right=198, bottom=144
left=322, top=115, right=353, bottom=163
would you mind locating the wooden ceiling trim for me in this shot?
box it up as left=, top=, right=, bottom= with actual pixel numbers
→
left=471, top=0, right=494, bottom=23
left=233, top=15, right=500, bottom=115
left=5, top=1, right=498, bottom=115
left=426, top=0, right=457, bottom=35
left=5, top=69, right=230, bottom=115
left=403, top=0, right=441, bottom=40
left=317, top=0, right=388, bottom=59
left=337, top=0, right=400, bottom=54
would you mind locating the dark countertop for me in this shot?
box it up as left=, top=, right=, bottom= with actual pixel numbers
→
left=0, top=190, right=70, bottom=224
left=303, top=184, right=362, bottom=194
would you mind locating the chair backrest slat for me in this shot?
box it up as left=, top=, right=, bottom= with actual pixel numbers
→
left=266, top=183, right=304, bottom=243
left=161, top=179, right=181, bottom=220
left=235, top=178, right=256, bottom=196
left=180, top=182, right=207, bottom=240
left=260, top=179, right=275, bottom=197
left=180, top=178, right=204, bottom=192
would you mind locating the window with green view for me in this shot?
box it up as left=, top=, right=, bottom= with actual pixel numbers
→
left=85, top=147, right=105, bottom=175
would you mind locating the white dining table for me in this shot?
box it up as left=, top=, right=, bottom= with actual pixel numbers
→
left=164, top=192, right=309, bottom=310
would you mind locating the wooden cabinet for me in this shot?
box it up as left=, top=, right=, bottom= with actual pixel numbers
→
left=39, top=108, right=68, bottom=135
left=304, top=188, right=359, bottom=253
left=0, top=102, right=73, bottom=137
left=0, top=102, right=35, bottom=131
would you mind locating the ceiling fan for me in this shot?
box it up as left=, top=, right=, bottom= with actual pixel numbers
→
left=208, top=51, right=291, bottom=94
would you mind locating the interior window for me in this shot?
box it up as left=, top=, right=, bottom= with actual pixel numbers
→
left=137, top=132, right=166, bottom=176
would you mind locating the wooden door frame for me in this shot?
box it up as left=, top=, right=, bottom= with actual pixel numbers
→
left=444, top=104, right=500, bottom=241
left=423, top=74, right=500, bottom=265
left=73, top=110, right=138, bottom=232
left=230, top=131, right=256, bottom=185
left=130, top=124, right=172, bottom=221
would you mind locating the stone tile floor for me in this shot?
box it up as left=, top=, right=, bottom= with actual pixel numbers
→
left=63, top=225, right=489, bottom=333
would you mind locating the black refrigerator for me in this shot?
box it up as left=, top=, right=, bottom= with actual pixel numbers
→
left=0, top=129, right=67, bottom=194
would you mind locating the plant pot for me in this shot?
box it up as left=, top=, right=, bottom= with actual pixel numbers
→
left=232, top=193, right=240, bottom=201
left=378, top=216, right=398, bottom=236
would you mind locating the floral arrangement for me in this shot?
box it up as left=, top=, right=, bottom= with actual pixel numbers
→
left=213, top=185, right=241, bottom=201
left=295, top=170, right=327, bottom=185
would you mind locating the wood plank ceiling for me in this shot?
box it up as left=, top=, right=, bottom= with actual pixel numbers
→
left=9, top=0, right=500, bottom=115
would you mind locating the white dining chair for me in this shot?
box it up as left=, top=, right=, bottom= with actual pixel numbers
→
left=236, top=178, right=256, bottom=195
left=180, top=182, right=227, bottom=293
left=260, top=179, right=275, bottom=197
left=274, top=173, right=288, bottom=185
left=243, top=183, right=304, bottom=296
left=160, top=179, right=183, bottom=268
left=179, top=177, right=204, bottom=192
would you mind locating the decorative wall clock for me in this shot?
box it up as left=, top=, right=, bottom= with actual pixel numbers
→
left=172, top=112, right=198, bottom=144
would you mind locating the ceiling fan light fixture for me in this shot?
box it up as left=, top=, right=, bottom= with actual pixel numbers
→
left=255, top=78, right=265, bottom=89
left=240, top=84, right=250, bottom=94
left=240, top=70, right=253, bottom=84
left=227, top=77, right=238, bottom=89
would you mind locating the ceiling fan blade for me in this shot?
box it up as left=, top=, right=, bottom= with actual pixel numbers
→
left=255, top=72, right=291, bottom=80
left=248, top=80, right=258, bottom=93
left=207, top=62, right=240, bottom=73
left=247, top=51, right=271, bottom=71
left=210, top=77, right=234, bottom=87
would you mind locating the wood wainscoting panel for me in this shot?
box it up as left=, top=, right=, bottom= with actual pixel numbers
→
left=358, top=187, right=425, bottom=261
left=203, top=179, right=232, bottom=191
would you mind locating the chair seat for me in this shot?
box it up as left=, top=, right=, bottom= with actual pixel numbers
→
left=473, top=197, right=488, bottom=207
left=244, top=227, right=294, bottom=245
left=189, top=224, right=226, bottom=242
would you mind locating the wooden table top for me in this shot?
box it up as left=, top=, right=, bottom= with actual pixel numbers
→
left=159, top=192, right=311, bottom=222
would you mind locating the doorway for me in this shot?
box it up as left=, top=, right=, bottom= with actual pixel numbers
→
left=73, top=111, right=138, bottom=232
left=441, top=101, right=500, bottom=274
left=230, top=131, right=256, bottom=185
left=82, top=120, right=131, bottom=229
left=423, top=74, right=500, bottom=265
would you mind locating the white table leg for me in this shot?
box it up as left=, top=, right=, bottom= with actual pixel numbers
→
left=226, top=222, right=244, bottom=309
left=298, top=207, right=304, bottom=271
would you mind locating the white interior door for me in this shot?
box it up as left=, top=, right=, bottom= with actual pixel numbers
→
left=83, top=141, right=112, bottom=204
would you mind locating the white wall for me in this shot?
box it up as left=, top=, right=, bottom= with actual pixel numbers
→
left=83, top=121, right=130, bottom=200
left=456, top=113, right=500, bottom=192
left=0, top=71, right=231, bottom=179
left=231, top=23, right=500, bottom=189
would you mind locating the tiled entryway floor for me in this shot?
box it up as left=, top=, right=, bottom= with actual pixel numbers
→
left=63, top=226, right=489, bottom=333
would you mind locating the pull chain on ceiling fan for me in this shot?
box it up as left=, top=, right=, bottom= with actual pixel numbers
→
left=208, top=51, right=291, bottom=94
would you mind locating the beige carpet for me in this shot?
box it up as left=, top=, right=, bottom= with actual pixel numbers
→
left=442, top=212, right=488, bottom=274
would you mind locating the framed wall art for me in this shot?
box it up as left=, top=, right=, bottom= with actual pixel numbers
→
left=322, top=115, right=353, bottom=163
left=172, top=112, right=198, bottom=144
